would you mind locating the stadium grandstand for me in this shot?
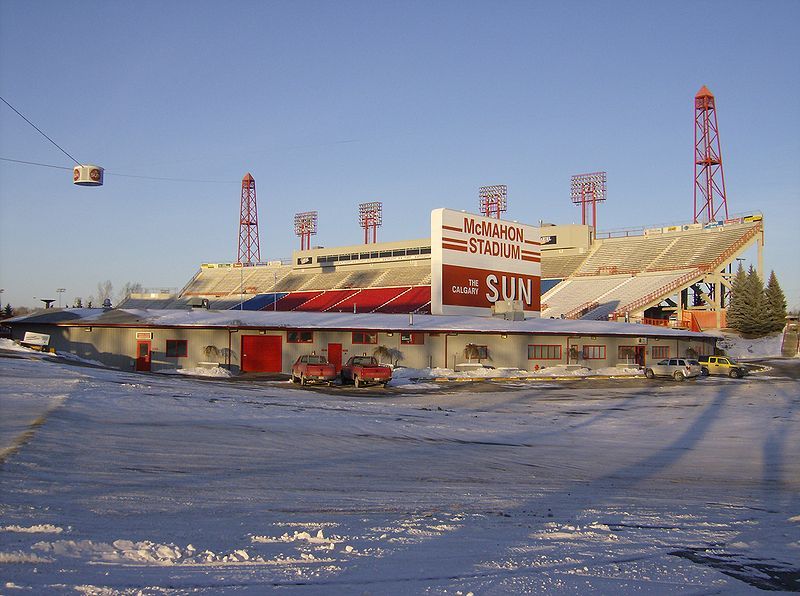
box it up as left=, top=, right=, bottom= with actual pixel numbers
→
left=119, top=213, right=763, bottom=332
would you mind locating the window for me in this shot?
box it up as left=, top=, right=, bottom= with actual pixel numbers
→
left=287, top=330, right=313, bottom=343
left=618, top=346, right=637, bottom=361
left=652, top=345, right=669, bottom=359
left=582, top=345, right=606, bottom=360
left=401, top=332, right=424, bottom=345
left=166, top=339, right=187, bottom=358
left=468, top=345, right=489, bottom=360
left=528, top=345, right=561, bottom=360
left=352, top=331, right=378, bottom=344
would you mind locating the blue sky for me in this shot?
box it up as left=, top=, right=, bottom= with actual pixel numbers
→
left=1, top=1, right=798, bottom=310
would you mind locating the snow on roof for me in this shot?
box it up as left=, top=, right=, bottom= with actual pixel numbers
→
left=6, top=308, right=712, bottom=339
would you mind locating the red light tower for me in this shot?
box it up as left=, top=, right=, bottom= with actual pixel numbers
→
left=570, top=172, right=606, bottom=230
left=359, top=202, right=382, bottom=244
left=237, top=173, right=261, bottom=265
left=479, top=185, right=507, bottom=219
left=694, top=85, right=729, bottom=223
left=294, top=211, right=318, bottom=251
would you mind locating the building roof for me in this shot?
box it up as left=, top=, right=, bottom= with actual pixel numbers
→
left=6, top=308, right=712, bottom=339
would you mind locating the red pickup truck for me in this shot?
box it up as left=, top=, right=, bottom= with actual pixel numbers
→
left=291, top=355, right=337, bottom=386
left=340, top=356, right=392, bottom=388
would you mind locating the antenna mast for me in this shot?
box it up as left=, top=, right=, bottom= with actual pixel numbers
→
left=694, top=85, right=729, bottom=223
left=237, top=173, right=261, bottom=264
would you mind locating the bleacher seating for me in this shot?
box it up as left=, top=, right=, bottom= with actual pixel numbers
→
left=580, top=271, right=695, bottom=320
left=541, top=253, right=587, bottom=279
left=372, top=266, right=431, bottom=287
left=293, top=289, right=359, bottom=311
left=646, top=225, right=757, bottom=271
left=297, top=271, right=356, bottom=291
left=541, top=277, right=629, bottom=318
left=332, top=288, right=409, bottom=313
left=272, top=291, right=323, bottom=311
left=376, top=286, right=431, bottom=313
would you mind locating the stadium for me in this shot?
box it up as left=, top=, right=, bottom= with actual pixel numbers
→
left=121, top=86, right=764, bottom=332
left=6, top=87, right=765, bottom=374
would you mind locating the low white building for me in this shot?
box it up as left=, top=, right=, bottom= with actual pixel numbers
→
left=5, top=308, right=716, bottom=374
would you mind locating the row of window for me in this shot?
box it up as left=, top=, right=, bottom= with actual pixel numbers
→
left=526, top=345, right=670, bottom=360
left=164, top=337, right=670, bottom=360
left=314, top=246, right=432, bottom=265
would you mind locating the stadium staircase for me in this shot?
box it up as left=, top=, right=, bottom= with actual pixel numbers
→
left=782, top=323, right=800, bottom=357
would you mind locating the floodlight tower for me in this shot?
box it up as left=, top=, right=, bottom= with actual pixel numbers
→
left=570, top=172, right=607, bottom=230
left=294, top=211, right=318, bottom=251
left=694, top=86, right=729, bottom=223
left=237, top=173, right=261, bottom=264
left=359, top=202, right=383, bottom=244
left=479, top=185, right=507, bottom=219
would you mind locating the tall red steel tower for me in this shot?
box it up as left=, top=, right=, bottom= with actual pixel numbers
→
left=479, top=185, right=507, bottom=219
left=294, top=211, right=318, bottom=251
left=237, top=173, right=261, bottom=265
left=359, top=202, right=382, bottom=244
left=570, top=172, right=606, bottom=230
left=694, top=85, right=729, bottom=223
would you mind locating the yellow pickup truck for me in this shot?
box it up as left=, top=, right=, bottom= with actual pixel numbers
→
left=698, top=356, right=748, bottom=378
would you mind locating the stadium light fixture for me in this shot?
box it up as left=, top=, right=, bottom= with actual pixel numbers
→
left=570, top=172, right=607, bottom=231
left=359, top=202, right=383, bottom=244
left=294, top=211, right=318, bottom=251
left=479, top=185, right=507, bottom=219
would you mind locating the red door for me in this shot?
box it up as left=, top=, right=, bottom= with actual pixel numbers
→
left=135, top=340, right=151, bottom=371
left=328, top=343, right=343, bottom=373
left=241, top=335, right=282, bottom=372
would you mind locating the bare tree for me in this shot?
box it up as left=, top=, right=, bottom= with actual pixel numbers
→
left=96, top=280, right=114, bottom=303
left=118, top=281, right=143, bottom=302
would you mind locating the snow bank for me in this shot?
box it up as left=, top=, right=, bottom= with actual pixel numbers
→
left=0, top=338, right=41, bottom=354
left=713, top=331, right=786, bottom=359
left=388, top=364, right=643, bottom=382
left=157, top=366, right=233, bottom=378
left=2, top=524, right=63, bottom=534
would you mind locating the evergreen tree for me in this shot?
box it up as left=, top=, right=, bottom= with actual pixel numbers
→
left=727, top=263, right=747, bottom=330
left=737, top=266, right=768, bottom=336
left=2, top=304, right=12, bottom=318
left=764, top=270, right=787, bottom=332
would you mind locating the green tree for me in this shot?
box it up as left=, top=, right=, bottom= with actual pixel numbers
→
left=764, top=270, right=787, bottom=332
left=732, top=266, right=769, bottom=337
left=2, top=304, right=12, bottom=318
left=727, top=263, right=747, bottom=330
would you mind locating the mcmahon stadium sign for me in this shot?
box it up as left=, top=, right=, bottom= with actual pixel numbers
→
left=431, top=208, right=541, bottom=316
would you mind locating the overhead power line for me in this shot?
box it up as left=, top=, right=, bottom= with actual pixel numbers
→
left=0, top=95, right=82, bottom=166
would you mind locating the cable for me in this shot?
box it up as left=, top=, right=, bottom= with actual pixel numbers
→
left=0, top=95, right=82, bottom=166
left=104, top=171, right=237, bottom=184
left=0, top=156, right=238, bottom=184
left=0, top=157, right=71, bottom=170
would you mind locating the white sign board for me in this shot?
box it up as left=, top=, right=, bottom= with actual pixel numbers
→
left=23, top=332, right=50, bottom=346
left=431, top=208, right=541, bottom=316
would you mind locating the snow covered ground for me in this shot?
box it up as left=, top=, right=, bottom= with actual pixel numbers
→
left=1, top=352, right=798, bottom=594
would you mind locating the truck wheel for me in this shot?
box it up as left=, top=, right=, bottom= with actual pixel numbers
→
left=291, top=373, right=297, bottom=383
left=301, top=375, right=307, bottom=386
left=354, top=376, right=361, bottom=388
left=674, top=371, right=685, bottom=381
left=729, top=369, right=740, bottom=379
left=645, top=369, right=655, bottom=379
left=701, top=367, right=709, bottom=376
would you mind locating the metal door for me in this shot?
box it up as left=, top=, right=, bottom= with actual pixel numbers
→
left=135, top=340, right=151, bottom=372
left=241, top=335, right=282, bottom=372
left=327, top=343, right=343, bottom=373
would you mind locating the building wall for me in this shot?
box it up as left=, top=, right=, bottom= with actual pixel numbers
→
left=11, top=324, right=715, bottom=374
